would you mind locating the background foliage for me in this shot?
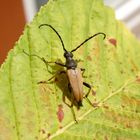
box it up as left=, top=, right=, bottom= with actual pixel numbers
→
left=0, top=0, right=140, bottom=139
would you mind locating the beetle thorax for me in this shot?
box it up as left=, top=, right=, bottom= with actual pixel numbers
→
left=64, top=51, right=77, bottom=69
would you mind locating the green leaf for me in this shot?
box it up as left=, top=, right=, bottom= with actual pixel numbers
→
left=0, top=0, right=140, bottom=139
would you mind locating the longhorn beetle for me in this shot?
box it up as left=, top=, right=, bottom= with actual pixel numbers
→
left=24, top=24, right=106, bottom=122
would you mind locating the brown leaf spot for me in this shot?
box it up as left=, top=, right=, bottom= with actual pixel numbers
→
left=130, top=59, right=139, bottom=72
left=13, top=126, right=15, bottom=129
left=86, top=55, right=92, bottom=61
left=103, top=104, right=109, bottom=109
left=103, top=95, right=140, bottom=129
left=47, top=133, right=51, bottom=138
left=92, top=102, right=99, bottom=107
left=39, top=129, right=46, bottom=134
left=92, top=90, right=96, bottom=96
left=57, top=104, right=64, bottom=122
left=105, top=108, right=140, bottom=130
left=121, top=104, right=125, bottom=108
left=108, top=38, right=117, bottom=47
left=59, top=126, right=63, bottom=129
left=122, top=95, right=140, bottom=109
left=136, top=76, right=140, bottom=83
left=39, top=84, right=52, bottom=106
left=104, top=135, right=108, bottom=140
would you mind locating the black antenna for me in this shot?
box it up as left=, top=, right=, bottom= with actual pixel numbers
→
left=71, top=32, right=106, bottom=53
left=39, top=24, right=67, bottom=52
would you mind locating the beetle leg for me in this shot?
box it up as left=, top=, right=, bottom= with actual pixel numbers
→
left=42, top=60, right=66, bottom=73
left=81, top=68, right=85, bottom=72
left=48, top=71, right=65, bottom=81
left=62, top=83, right=72, bottom=107
left=62, top=94, right=71, bottom=107
left=37, top=81, right=48, bottom=84
left=55, top=62, right=66, bottom=67
left=46, top=61, right=66, bottom=74
left=38, top=70, right=66, bottom=84
left=68, top=84, right=78, bottom=123
left=47, top=61, right=66, bottom=67
left=71, top=105, right=78, bottom=123
left=63, top=90, right=78, bottom=123
left=83, top=82, right=91, bottom=97
left=81, top=68, right=85, bottom=76
left=83, top=82, right=94, bottom=106
left=80, top=68, right=87, bottom=78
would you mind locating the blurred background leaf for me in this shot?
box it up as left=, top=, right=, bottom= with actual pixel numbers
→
left=0, top=0, right=140, bottom=139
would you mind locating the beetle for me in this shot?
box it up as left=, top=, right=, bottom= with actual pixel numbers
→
left=24, top=24, right=106, bottom=122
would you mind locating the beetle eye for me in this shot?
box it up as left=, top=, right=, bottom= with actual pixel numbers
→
left=64, top=52, right=67, bottom=57
left=64, top=52, right=73, bottom=58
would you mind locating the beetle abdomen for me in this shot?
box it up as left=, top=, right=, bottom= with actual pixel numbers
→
left=67, top=68, right=83, bottom=103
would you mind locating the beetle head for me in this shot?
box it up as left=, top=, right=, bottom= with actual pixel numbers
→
left=64, top=51, right=73, bottom=58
